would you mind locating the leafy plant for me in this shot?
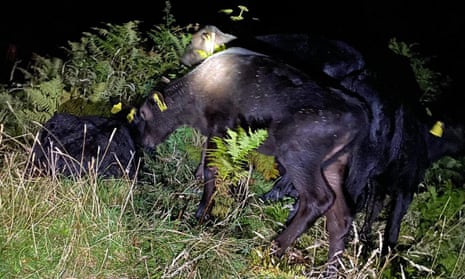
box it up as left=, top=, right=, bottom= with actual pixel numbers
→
left=208, top=127, right=268, bottom=183
left=388, top=38, right=451, bottom=106
left=0, top=17, right=190, bottom=140
left=207, top=127, right=271, bottom=219
left=398, top=172, right=465, bottom=278
left=1, top=3, right=465, bottom=277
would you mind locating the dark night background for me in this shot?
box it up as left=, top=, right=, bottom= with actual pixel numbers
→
left=1, top=1, right=464, bottom=104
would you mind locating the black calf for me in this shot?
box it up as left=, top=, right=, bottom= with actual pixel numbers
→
left=179, top=25, right=465, bottom=258
left=358, top=114, right=465, bottom=255
left=179, top=25, right=366, bottom=220
left=30, top=112, right=141, bottom=179
left=135, top=47, right=370, bottom=262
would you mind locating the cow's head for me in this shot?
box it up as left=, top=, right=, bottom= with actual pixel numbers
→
left=180, top=25, right=237, bottom=67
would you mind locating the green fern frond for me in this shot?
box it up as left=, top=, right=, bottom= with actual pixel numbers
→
left=61, top=20, right=163, bottom=102
left=224, top=128, right=268, bottom=164
left=208, top=127, right=269, bottom=183
left=24, top=78, right=64, bottom=112
left=250, top=152, right=280, bottom=181
left=388, top=37, right=450, bottom=106
left=0, top=94, right=23, bottom=135
left=28, top=55, right=64, bottom=82
left=388, top=38, right=417, bottom=58
left=207, top=127, right=270, bottom=220
left=147, top=24, right=192, bottom=75
left=1, top=4, right=188, bottom=137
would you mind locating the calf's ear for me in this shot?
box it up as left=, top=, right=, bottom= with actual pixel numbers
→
left=204, top=25, right=237, bottom=45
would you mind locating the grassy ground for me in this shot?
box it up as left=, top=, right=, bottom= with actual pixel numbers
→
left=1, top=125, right=464, bottom=278
left=0, top=13, right=464, bottom=278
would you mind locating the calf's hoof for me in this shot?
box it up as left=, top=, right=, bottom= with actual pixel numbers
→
left=195, top=205, right=212, bottom=224
left=270, top=239, right=287, bottom=258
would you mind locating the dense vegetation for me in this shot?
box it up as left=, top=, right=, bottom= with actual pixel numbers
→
left=1, top=4, right=464, bottom=278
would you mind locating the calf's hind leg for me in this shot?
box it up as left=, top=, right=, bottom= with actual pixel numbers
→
left=323, top=154, right=352, bottom=262
left=272, top=158, right=335, bottom=257
left=383, top=189, right=414, bottom=255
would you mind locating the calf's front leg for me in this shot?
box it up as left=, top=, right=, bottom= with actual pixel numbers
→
left=195, top=137, right=218, bottom=222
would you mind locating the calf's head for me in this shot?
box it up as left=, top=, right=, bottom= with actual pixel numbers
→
left=30, top=112, right=140, bottom=179
left=180, top=25, right=237, bottom=67
left=134, top=91, right=172, bottom=149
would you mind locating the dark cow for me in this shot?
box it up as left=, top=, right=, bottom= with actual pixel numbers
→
left=30, top=110, right=141, bottom=179
left=179, top=25, right=366, bottom=209
left=179, top=25, right=465, bottom=258
left=356, top=111, right=465, bottom=255
left=180, top=26, right=371, bottom=222
left=135, top=47, right=371, bottom=263
left=252, top=33, right=465, bottom=256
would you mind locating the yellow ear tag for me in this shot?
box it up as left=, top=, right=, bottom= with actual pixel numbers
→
left=111, top=102, right=122, bottom=114
left=153, top=93, right=168, bottom=112
left=195, top=49, right=210, bottom=59
left=214, top=43, right=226, bottom=52
left=127, top=107, right=137, bottom=123
left=429, top=121, right=444, bottom=137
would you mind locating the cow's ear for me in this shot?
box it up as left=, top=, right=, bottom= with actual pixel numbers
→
left=151, top=91, right=168, bottom=112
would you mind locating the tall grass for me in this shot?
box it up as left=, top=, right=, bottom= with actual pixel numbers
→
left=2, top=124, right=464, bottom=278
left=0, top=6, right=464, bottom=276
